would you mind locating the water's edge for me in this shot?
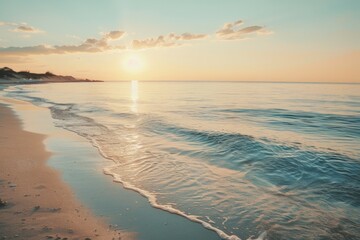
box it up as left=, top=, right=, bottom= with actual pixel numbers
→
left=1, top=88, right=245, bottom=240
left=47, top=101, right=265, bottom=240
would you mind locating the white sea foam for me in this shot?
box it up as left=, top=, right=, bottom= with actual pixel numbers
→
left=103, top=164, right=244, bottom=240
left=246, top=231, right=267, bottom=240
left=84, top=132, right=250, bottom=239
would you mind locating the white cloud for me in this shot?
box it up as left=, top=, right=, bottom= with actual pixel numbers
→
left=0, top=21, right=43, bottom=33
left=0, top=19, right=272, bottom=56
left=0, top=30, right=126, bottom=56
left=216, top=19, right=272, bottom=40
left=132, top=32, right=207, bottom=49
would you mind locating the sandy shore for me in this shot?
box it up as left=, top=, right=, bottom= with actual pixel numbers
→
left=0, top=103, right=133, bottom=240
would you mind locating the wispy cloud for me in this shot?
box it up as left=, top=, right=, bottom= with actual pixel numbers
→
left=13, top=25, right=42, bottom=33
left=216, top=19, right=272, bottom=40
left=103, top=30, right=126, bottom=40
left=0, top=19, right=272, bottom=56
left=132, top=32, right=207, bottom=50
left=0, top=31, right=126, bottom=56
left=0, top=21, right=43, bottom=33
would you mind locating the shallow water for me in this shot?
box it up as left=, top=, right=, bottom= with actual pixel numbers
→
left=1, top=98, right=220, bottom=240
left=3, top=82, right=360, bottom=240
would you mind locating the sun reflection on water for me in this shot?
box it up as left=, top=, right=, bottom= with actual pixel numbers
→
left=131, top=80, right=138, bottom=113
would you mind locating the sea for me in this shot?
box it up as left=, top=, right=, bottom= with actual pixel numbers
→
left=3, top=81, right=360, bottom=240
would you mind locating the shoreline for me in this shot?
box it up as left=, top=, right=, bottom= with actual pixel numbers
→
left=0, top=89, right=222, bottom=240
left=0, top=103, right=132, bottom=240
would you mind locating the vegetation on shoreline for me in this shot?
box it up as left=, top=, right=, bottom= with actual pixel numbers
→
left=0, top=67, right=102, bottom=84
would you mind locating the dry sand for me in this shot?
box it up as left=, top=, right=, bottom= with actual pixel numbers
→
left=0, top=103, right=133, bottom=240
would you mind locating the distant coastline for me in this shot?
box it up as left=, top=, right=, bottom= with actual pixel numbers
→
left=0, top=67, right=102, bottom=84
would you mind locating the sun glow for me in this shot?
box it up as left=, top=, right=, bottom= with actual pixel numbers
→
left=123, top=55, right=144, bottom=73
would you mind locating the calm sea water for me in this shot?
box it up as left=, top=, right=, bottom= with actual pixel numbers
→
left=4, top=82, right=360, bottom=240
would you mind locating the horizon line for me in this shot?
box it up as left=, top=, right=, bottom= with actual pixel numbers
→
left=100, top=80, right=360, bottom=85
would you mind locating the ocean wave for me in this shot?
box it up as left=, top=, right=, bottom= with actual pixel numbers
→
left=4, top=83, right=360, bottom=240
left=143, top=119, right=360, bottom=207
left=219, top=108, right=360, bottom=138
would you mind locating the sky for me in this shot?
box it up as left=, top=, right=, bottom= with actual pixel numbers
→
left=0, top=0, right=359, bottom=82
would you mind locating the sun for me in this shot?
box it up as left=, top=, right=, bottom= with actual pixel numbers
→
left=122, top=55, right=144, bottom=73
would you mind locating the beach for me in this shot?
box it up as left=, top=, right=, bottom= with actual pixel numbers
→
left=0, top=103, right=131, bottom=240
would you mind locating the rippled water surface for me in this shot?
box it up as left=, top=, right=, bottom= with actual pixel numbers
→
left=4, top=82, right=360, bottom=240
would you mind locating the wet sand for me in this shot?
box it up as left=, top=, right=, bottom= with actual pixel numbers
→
left=0, top=103, right=133, bottom=240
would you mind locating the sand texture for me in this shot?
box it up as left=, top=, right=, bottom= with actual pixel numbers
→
left=0, top=103, right=133, bottom=240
